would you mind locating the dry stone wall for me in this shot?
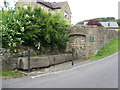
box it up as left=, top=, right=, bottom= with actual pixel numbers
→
left=66, top=25, right=118, bottom=59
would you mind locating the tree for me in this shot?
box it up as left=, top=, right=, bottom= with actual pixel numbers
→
left=87, top=19, right=102, bottom=26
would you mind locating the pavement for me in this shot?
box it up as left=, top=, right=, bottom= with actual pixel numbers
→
left=1, top=53, right=118, bottom=88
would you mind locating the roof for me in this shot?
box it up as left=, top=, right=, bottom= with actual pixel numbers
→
left=37, top=0, right=66, bottom=9
left=84, top=22, right=119, bottom=27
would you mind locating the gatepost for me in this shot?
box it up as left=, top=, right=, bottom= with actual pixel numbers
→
left=72, top=48, right=74, bottom=65
left=28, top=48, right=31, bottom=71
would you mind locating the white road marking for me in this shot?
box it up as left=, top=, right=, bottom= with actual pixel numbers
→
left=31, top=53, right=118, bottom=79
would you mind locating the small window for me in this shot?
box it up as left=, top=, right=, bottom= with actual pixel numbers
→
left=23, top=4, right=28, bottom=9
left=64, top=11, right=69, bottom=18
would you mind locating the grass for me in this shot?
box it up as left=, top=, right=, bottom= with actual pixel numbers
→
left=114, top=29, right=120, bottom=31
left=107, top=29, right=120, bottom=31
left=0, top=70, right=24, bottom=78
left=89, top=38, right=120, bottom=60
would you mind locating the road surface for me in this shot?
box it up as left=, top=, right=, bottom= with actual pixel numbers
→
left=2, top=53, right=118, bottom=88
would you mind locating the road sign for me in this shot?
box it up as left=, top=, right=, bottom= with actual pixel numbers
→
left=89, top=36, right=94, bottom=42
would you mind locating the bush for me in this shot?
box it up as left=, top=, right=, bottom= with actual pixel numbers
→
left=2, top=3, right=70, bottom=53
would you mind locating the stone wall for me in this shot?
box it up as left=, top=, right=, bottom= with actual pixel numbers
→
left=1, top=49, right=17, bottom=71
left=1, top=48, right=38, bottom=70
left=1, top=48, right=74, bottom=70
left=1, top=25, right=118, bottom=70
left=66, top=25, right=118, bottom=59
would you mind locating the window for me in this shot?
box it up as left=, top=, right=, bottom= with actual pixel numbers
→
left=64, top=11, right=69, bottom=18
left=52, top=10, right=56, bottom=14
left=48, top=9, right=51, bottom=13
left=23, top=4, right=28, bottom=9
left=108, top=23, right=110, bottom=27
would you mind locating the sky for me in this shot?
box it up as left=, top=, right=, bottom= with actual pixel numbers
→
left=0, top=0, right=120, bottom=24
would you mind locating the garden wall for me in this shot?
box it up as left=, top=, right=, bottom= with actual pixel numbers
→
left=66, top=25, right=118, bottom=59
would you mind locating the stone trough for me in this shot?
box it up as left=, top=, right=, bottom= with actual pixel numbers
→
left=17, top=54, right=73, bottom=70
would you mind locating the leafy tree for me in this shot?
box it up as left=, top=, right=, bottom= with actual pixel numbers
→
left=87, top=20, right=102, bottom=26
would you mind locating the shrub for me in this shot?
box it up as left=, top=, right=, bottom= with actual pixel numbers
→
left=2, top=3, right=70, bottom=52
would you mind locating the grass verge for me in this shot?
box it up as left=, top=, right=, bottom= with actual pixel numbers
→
left=89, top=38, right=120, bottom=60
left=0, top=70, right=25, bottom=79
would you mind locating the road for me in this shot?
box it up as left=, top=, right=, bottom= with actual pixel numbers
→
left=2, top=53, right=118, bottom=88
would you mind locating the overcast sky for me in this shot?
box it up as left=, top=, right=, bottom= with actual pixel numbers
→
left=0, top=0, right=120, bottom=24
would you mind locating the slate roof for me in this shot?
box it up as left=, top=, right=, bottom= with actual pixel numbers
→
left=37, top=0, right=66, bottom=9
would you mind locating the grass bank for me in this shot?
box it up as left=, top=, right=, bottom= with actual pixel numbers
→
left=89, top=38, right=120, bottom=60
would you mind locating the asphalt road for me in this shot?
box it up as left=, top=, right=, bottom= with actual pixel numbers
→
left=2, top=53, right=118, bottom=88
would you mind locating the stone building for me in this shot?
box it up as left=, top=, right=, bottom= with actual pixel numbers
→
left=15, top=0, right=72, bottom=24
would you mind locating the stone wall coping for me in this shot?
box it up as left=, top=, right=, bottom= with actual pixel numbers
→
left=18, top=53, right=72, bottom=59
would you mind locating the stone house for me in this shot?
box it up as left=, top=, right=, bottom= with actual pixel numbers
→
left=15, top=0, right=72, bottom=24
